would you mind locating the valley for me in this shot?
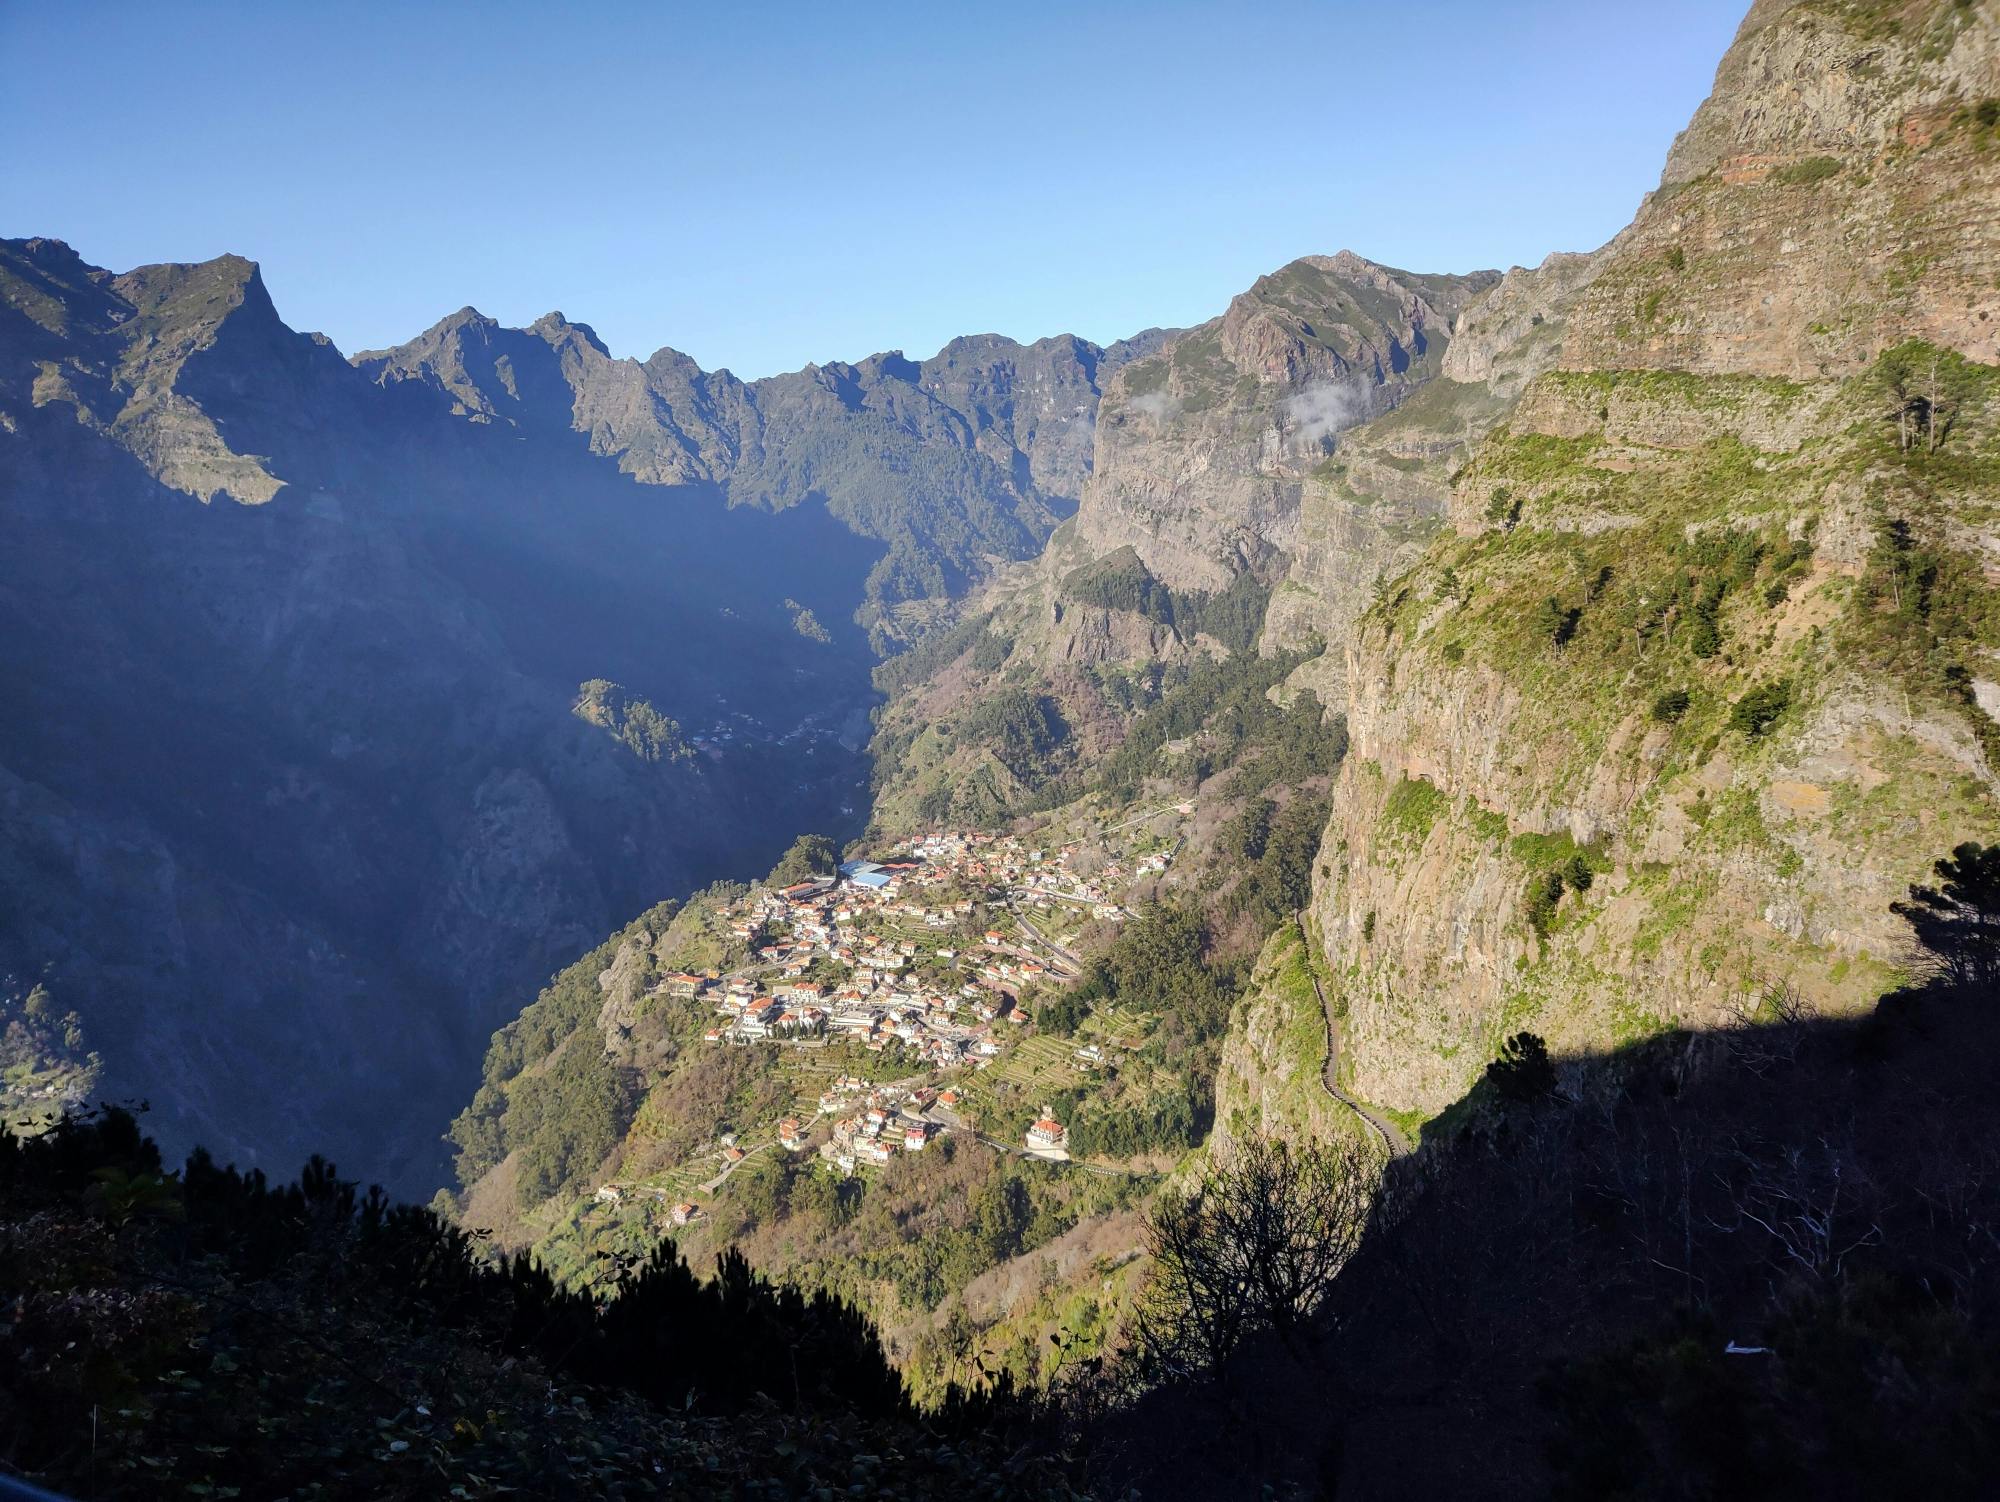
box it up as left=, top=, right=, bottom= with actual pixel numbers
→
left=5, top=0, right=2000, bottom=1495
left=0, top=241, right=1153, bottom=1191
left=426, top=0, right=2000, bottom=1483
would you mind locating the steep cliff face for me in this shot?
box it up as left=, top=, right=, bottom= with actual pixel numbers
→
left=1301, top=0, right=2000, bottom=1121
left=1560, top=0, right=2000, bottom=377
left=1209, top=923, right=1352, bottom=1154
left=1263, top=251, right=1614, bottom=703
left=1072, top=253, right=1498, bottom=594
left=863, top=256, right=1505, bottom=830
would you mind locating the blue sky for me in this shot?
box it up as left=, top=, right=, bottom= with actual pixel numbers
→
left=5, top=1, right=1746, bottom=378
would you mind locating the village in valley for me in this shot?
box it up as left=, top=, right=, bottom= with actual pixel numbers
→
left=562, top=816, right=1191, bottom=1251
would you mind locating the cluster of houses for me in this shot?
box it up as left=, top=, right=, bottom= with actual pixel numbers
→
left=659, top=832, right=1121, bottom=1063
left=904, top=830, right=1133, bottom=921
left=801, top=1076, right=1071, bottom=1172
left=596, top=828, right=1152, bottom=1212
left=593, top=1179, right=706, bottom=1229
left=802, top=1077, right=951, bottom=1173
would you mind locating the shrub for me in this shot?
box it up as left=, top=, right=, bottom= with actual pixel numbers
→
left=1651, top=688, right=1691, bottom=724
left=1536, top=596, right=1583, bottom=648
left=958, top=687, right=1067, bottom=779
left=1524, top=869, right=1566, bottom=938
left=1730, top=680, right=1793, bottom=738
left=1687, top=578, right=1725, bottom=658
left=1770, top=155, right=1842, bottom=187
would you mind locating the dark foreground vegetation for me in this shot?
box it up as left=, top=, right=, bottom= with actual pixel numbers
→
left=1096, top=855, right=2000, bottom=1498
left=10, top=847, right=2000, bottom=1499
left=0, top=1114, right=1081, bottom=1499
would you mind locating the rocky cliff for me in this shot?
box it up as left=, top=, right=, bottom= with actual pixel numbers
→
left=357, top=311, right=1168, bottom=643
left=862, top=254, right=1505, bottom=830
left=1071, top=253, right=1498, bottom=594
left=1293, top=0, right=2000, bottom=1122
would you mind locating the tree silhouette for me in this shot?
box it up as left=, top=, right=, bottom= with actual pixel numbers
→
left=1136, top=1136, right=1371, bottom=1379
left=1892, top=841, right=2000, bottom=991
left=1487, top=1031, right=1558, bottom=1103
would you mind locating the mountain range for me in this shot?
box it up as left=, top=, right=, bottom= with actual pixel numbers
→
left=425, top=3, right=2000, bottom=1487
left=4, top=0, right=2000, bottom=1493
left=0, top=242, right=1157, bottom=1186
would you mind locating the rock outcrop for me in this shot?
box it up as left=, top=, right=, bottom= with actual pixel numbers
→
left=1302, top=0, right=2000, bottom=1120
left=1560, top=0, right=2000, bottom=377
left=1071, top=254, right=1499, bottom=593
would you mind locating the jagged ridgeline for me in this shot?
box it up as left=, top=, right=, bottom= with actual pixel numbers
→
left=354, top=312, right=1174, bottom=646
left=439, top=0, right=1999, bottom=1492
left=0, top=234, right=1167, bottom=1191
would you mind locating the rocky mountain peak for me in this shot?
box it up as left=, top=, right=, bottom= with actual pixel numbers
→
left=640, top=342, right=706, bottom=376
left=2, top=236, right=124, bottom=348
left=1559, top=0, right=1999, bottom=377
left=1439, top=249, right=1608, bottom=399
left=111, top=252, right=278, bottom=335
left=440, top=304, right=498, bottom=332
left=1060, top=254, right=1498, bottom=593
left=530, top=310, right=610, bottom=356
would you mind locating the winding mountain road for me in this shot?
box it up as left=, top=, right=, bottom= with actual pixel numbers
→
left=1302, top=941, right=1414, bottom=1159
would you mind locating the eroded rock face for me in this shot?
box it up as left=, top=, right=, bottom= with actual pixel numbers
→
left=1071, top=255, right=1501, bottom=593
left=1561, top=1, right=2000, bottom=377
left=1295, top=0, right=2000, bottom=1121
left=1442, top=251, right=1610, bottom=401
left=1316, top=617, right=1995, bottom=1115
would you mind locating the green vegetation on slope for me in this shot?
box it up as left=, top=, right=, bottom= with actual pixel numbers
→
left=573, top=679, right=694, bottom=764
left=1059, top=548, right=1273, bottom=654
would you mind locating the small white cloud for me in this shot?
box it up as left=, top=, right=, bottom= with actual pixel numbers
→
left=1126, top=389, right=1181, bottom=424
left=1282, top=381, right=1367, bottom=448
